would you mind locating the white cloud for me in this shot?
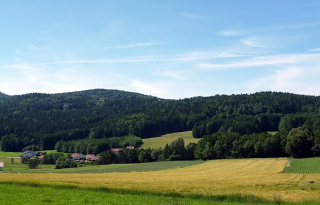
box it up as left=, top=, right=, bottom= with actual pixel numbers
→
left=240, top=37, right=264, bottom=47
left=218, top=30, right=244, bottom=36
left=199, top=53, right=320, bottom=70
left=310, top=47, right=320, bottom=52
left=104, top=42, right=162, bottom=50
left=158, top=70, right=185, bottom=80
left=129, top=80, right=173, bottom=98
left=2, top=50, right=245, bottom=68
left=246, top=66, right=320, bottom=95
left=247, top=67, right=304, bottom=92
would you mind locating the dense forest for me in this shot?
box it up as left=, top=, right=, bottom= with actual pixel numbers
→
left=0, top=89, right=320, bottom=155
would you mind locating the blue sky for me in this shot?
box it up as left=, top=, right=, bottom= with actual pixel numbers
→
left=1, top=0, right=320, bottom=99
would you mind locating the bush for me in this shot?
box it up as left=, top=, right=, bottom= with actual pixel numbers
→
left=28, top=158, right=40, bottom=169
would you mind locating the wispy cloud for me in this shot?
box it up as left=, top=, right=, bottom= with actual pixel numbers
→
left=247, top=67, right=304, bottom=93
left=310, top=47, right=320, bottom=52
left=129, top=80, right=173, bottom=98
left=199, top=53, right=320, bottom=70
left=260, top=22, right=320, bottom=31
left=240, top=37, right=264, bottom=47
left=2, top=50, right=246, bottom=68
left=157, top=70, right=185, bottom=80
left=104, top=42, right=162, bottom=50
left=218, top=30, right=244, bottom=36
left=246, top=66, right=320, bottom=95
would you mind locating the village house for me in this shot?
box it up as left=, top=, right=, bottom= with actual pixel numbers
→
left=85, top=154, right=100, bottom=162
left=20, top=150, right=36, bottom=158
left=71, top=153, right=85, bottom=160
left=111, top=146, right=135, bottom=154
left=0, top=162, right=3, bottom=171
left=111, top=148, right=122, bottom=153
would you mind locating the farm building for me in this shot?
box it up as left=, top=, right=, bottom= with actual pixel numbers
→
left=20, top=150, right=36, bottom=158
left=0, top=162, right=4, bottom=171
left=86, top=154, right=100, bottom=162
left=71, top=153, right=85, bottom=160
left=111, top=148, right=122, bottom=153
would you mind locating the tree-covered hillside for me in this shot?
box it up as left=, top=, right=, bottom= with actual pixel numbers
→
left=0, top=89, right=320, bottom=152
left=0, top=92, right=10, bottom=100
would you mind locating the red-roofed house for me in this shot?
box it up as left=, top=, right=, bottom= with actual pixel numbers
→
left=86, top=154, right=100, bottom=162
left=111, top=148, right=122, bottom=153
left=0, top=162, right=4, bottom=171
left=71, top=153, right=84, bottom=160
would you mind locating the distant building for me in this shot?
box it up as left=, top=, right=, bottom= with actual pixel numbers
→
left=86, top=154, right=100, bottom=162
left=71, top=153, right=85, bottom=160
left=0, top=162, right=3, bottom=171
left=126, top=146, right=135, bottom=149
left=20, top=150, right=36, bottom=158
left=111, top=148, right=122, bottom=153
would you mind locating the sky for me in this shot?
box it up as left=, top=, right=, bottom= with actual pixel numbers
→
left=1, top=0, right=320, bottom=99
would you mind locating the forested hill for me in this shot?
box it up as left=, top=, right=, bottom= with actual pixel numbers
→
left=1, top=89, right=320, bottom=151
left=0, top=92, right=10, bottom=100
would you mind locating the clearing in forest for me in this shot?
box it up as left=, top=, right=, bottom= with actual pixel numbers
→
left=142, top=131, right=200, bottom=149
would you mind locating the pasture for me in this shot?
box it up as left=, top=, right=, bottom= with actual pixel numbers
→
left=142, top=131, right=200, bottom=149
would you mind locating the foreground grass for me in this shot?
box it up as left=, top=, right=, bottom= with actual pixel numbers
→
left=3, top=160, right=202, bottom=173
left=142, top=131, right=200, bottom=149
left=0, top=183, right=275, bottom=205
left=2, top=158, right=320, bottom=203
left=283, top=158, right=320, bottom=174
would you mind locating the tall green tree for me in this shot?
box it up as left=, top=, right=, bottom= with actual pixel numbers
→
left=285, top=126, right=314, bottom=158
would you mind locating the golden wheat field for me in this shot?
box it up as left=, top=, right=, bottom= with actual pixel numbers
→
left=1, top=158, right=320, bottom=202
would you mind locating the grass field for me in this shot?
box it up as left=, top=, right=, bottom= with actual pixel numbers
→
left=0, top=151, right=21, bottom=157
left=142, top=131, right=200, bottom=149
left=0, top=183, right=272, bottom=205
left=3, top=160, right=202, bottom=173
left=283, top=158, right=320, bottom=174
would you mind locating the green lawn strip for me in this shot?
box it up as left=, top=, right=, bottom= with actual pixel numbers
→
left=142, top=131, right=200, bottom=149
left=0, top=151, right=22, bottom=157
left=282, top=158, right=320, bottom=174
left=2, top=160, right=203, bottom=173
left=0, top=182, right=282, bottom=205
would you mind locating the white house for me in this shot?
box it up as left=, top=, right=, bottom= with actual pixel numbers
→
left=0, top=162, right=4, bottom=171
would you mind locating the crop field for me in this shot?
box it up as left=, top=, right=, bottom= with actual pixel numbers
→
left=283, top=158, right=320, bottom=174
left=142, top=131, right=200, bottom=149
left=2, top=158, right=320, bottom=203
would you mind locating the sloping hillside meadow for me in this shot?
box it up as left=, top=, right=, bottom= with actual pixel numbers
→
left=141, top=131, right=200, bottom=149
left=1, top=158, right=320, bottom=203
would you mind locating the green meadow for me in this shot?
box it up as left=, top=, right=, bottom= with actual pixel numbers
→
left=142, top=131, right=200, bottom=149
